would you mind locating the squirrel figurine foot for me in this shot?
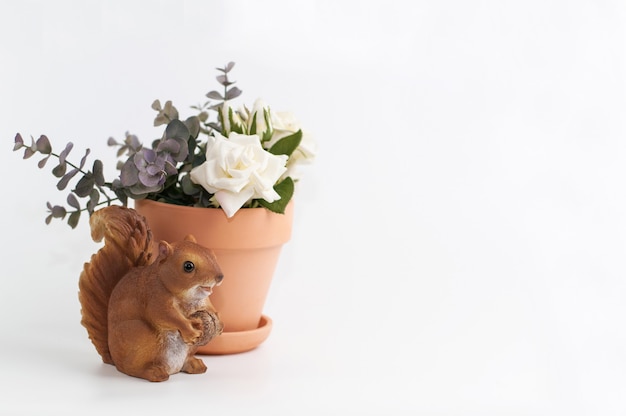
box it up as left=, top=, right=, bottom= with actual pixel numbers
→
left=78, top=205, right=224, bottom=382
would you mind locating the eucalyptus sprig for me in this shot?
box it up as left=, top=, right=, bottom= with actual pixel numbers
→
left=13, top=134, right=119, bottom=228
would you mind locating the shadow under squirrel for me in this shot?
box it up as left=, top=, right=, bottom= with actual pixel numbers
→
left=78, top=205, right=224, bottom=382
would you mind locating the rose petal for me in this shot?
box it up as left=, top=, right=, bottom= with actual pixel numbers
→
left=214, top=188, right=254, bottom=218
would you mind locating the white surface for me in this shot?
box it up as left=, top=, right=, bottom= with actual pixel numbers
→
left=2, top=0, right=626, bottom=414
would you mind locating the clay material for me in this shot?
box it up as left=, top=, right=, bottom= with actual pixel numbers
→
left=134, top=199, right=293, bottom=353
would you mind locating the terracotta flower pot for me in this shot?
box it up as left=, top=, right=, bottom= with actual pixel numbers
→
left=133, top=198, right=294, bottom=354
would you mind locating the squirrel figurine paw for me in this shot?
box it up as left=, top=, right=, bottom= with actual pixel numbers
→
left=78, top=205, right=224, bottom=382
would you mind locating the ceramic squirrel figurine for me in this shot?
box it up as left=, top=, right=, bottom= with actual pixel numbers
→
left=78, top=205, right=224, bottom=382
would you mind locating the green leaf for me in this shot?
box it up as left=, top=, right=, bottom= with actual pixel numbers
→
left=181, top=174, right=200, bottom=195
left=262, top=109, right=273, bottom=142
left=268, top=130, right=302, bottom=157
left=249, top=112, right=257, bottom=135
left=228, top=107, right=243, bottom=134
left=258, top=177, right=294, bottom=214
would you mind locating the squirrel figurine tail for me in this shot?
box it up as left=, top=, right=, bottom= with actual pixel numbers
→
left=78, top=205, right=224, bottom=382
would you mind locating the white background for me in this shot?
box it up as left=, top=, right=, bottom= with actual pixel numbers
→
left=1, top=0, right=626, bottom=414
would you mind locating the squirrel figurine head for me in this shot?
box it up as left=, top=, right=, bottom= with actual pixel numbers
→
left=155, top=235, right=224, bottom=302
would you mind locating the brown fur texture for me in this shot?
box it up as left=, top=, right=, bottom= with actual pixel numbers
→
left=78, top=206, right=224, bottom=382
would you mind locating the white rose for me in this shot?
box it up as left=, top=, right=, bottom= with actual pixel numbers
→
left=239, top=99, right=317, bottom=181
left=189, top=132, right=288, bottom=218
left=268, top=111, right=317, bottom=180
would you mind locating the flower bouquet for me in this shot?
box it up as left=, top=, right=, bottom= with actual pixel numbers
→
left=13, top=61, right=315, bottom=225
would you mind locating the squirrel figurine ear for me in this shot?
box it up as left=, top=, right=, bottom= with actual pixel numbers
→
left=157, top=241, right=173, bottom=263
left=184, top=234, right=197, bottom=243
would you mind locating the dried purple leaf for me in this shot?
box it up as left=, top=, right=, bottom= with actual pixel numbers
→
left=74, top=175, right=95, bottom=197
left=59, top=142, right=73, bottom=165
left=36, top=135, right=51, bottom=154
left=67, top=193, right=80, bottom=209
left=13, top=133, right=24, bottom=150
left=225, top=86, right=242, bottom=100
left=57, top=168, right=78, bottom=190
left=206, top=91, right=223, bottom=100
left=79, top=148, right=91, bottom=169
left=38, top=155, right=51, bottom=169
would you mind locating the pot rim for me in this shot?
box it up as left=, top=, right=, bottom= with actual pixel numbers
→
left=133, top=198, right=294, bottom=249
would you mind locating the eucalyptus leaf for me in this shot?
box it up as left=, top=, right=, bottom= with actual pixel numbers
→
left=225, top=86, right=242, bottom=100
left=38, top=155, right=51, bottom=169
left=74, top=175, right=95, bottom=197
left=86, top=189, right=99, bottom=214
left=36, top=135, right=51, bottom=154
left=23, top=147, right=35, bottom=159
left=181, top=174, right=200, bottom=195
left=184, top=116, right=200, bottom=139
left=68, top=211, right=80, bottom=229
left=13, top=133, right=24, bottom=150
left=206, top=91, right=223, bottom=100
left=93, top=160, right=105, bottom=186
left=165, top=119, right=190, bottom=141
left=59, top=142, right=73, bottom=164
left=57, top=168, right=78, bottom=190
left=207, top=122, right=222, bottom=134
left=197, top=111, right=209, bottom=122
left=52, top=163, right=67, bottom=178
left=67, top=193, right=80, bottom=209
left=114, top=188, right=128, bottom=206
left=50, top=205, right=67, bottom=218
left=216, top=75, right=231, bottom=86
left=79, top=148, right=91, bottom=169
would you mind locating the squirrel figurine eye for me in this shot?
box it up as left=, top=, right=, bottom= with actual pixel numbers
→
left=183, top=261, right=195, bottom=273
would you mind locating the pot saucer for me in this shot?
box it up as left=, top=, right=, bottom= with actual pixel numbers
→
left=196, top=315, right=273, bottom=355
